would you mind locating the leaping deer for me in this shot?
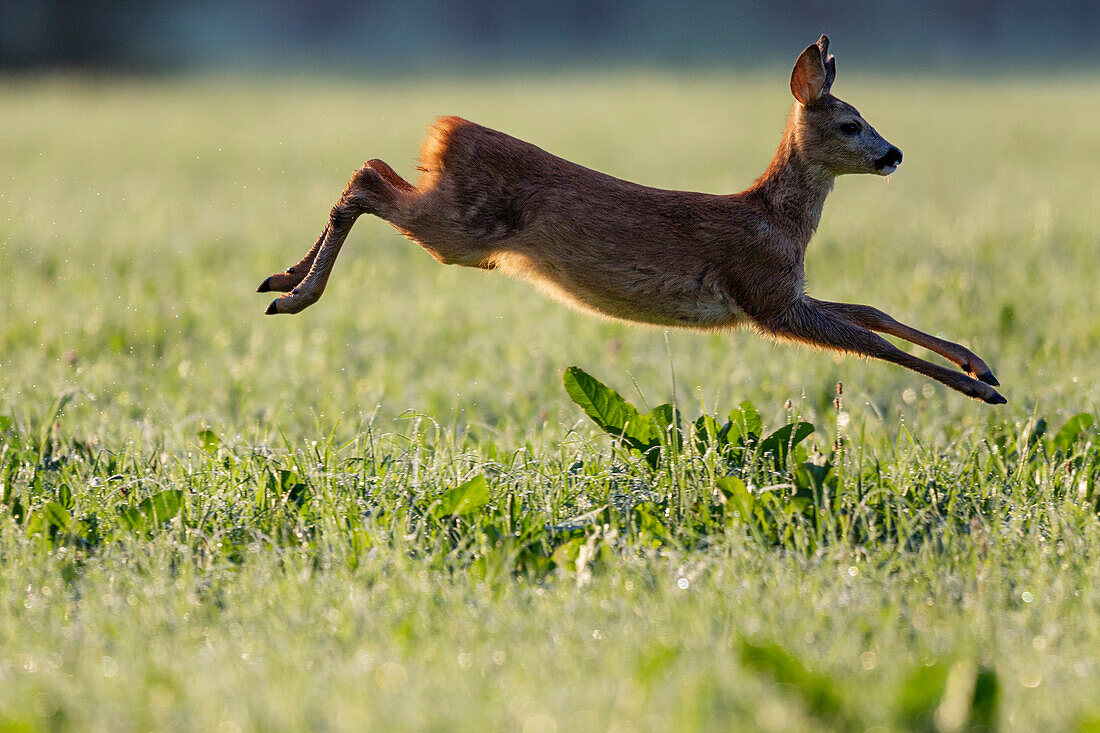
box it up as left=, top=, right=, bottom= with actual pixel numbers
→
left=258, top=35, right=1005, bottom=404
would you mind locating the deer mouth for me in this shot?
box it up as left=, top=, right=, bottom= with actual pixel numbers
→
left=874, top=147, right=903, bottom=175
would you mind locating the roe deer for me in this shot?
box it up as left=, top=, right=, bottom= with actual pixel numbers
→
left=258, top=35, right=1005, bottom=404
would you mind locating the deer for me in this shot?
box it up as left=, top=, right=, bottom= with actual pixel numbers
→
left=257, top=35, right=1006, bottom=404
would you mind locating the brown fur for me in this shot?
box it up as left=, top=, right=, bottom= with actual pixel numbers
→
left=258, top=35, right=1005, bottom=404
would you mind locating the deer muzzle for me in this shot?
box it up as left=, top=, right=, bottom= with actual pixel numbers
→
left=874, top=146, right=903, bottom=175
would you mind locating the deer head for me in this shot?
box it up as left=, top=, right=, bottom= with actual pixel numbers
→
left=789, top=35, right=903, bottom=177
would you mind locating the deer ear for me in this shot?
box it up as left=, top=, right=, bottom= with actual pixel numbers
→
left=817, top=34, right=836, bottom=94
left=822, top=55, right=836, bottom=94
left=790, top=41, right=827, bottom=105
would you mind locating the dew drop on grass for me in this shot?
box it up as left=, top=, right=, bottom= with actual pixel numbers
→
left=1022, top=591, right=1035, bottom=603
left=676, top=577, right=689, bottom=590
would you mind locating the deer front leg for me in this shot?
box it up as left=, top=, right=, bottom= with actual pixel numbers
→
left=806, top=297, right=999, bottom=386
left=261, top=163, right=406, bottom=315
left=762, top=298, right=1006, bottom=404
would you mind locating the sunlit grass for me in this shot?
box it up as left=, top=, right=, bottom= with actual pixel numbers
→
left=0, top=72, right=1098, bottom=730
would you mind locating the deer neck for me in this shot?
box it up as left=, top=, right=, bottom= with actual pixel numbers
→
left=750, top=119, right=835, bottom=250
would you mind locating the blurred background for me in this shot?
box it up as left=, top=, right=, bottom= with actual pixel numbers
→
left=2, top=0, right=1097, bottom=72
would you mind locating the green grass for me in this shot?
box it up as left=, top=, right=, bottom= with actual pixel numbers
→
left=1, top=71, right=1099, bottom=731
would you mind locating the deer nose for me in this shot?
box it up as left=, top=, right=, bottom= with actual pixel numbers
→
left=876, top=147, right=902, bottom=170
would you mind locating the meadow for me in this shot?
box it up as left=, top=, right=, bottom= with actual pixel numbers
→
left=0, top=70, right=1098, bottom=730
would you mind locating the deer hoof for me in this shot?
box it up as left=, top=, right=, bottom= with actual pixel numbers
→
left=976, top=369, right=999, bottom=387
left=257, top=276, right=274, bottom=293
left=983, top=389, right=1007, bottom=405
left=264, top=299, right=281, bottom=315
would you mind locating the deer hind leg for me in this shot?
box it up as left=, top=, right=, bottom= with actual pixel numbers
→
left=762, top=298, right=1006, bottom=404
left=258, top=160, right=415, bottom=296
left=257, top=224, right=329, bottom=294
left=261, top=161, right=412, bottom=315
left=366, top=158, right=417, bottom=192
left=806, top=297, right=999, bottom=386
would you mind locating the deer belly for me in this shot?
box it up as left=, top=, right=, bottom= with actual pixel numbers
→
left=492, top=251, right=744, bottom=328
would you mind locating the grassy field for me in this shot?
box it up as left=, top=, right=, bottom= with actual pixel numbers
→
left=1, top=70, right=1098, bottom=731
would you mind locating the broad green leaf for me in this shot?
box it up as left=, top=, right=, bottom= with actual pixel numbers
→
left=969, top=666, right=1000, bottom=729
left=1052, top=413, right=1095, bottom=453
left=717, top=476, right=754, bottom=519
left=563, top=366, right=658, bottom=450
left=693, top=415, right=722, bottom=453
left=739, top=640, right=845, bottom=720
left=27, top=502, right=71, bottom=538
left=759, top=422, right=815, bottom=468
left=58, top=483, right=73, bottom=510
left=72, top=516, right=101, bottom=547
left=287, top=482, right=310, bottom=509
left=551, top=535, right=586, bottom=568
left=796, top=460, right=833, bottom=492
left=433, top=475, right=490, bottom=518
left=895, top=661, right=950, bottom=730
left=0, top=415, right=11, bottom=431
left=647, top=404, right=682, bottom=451
left=647, top=403, right=680, bottom=433
left=138, top=489, right=184, bottom=525
left=633, top=502, right=671, bottom=543
left=24, top=512, right=46, bottom=538
left=120, top=490, right=184, bottom=532
left=787, top=496, right=813, bottom=515
left=118, top=506, right=144, bottom=532
left=727, top=401, right=763, bottom=445
left=197, top=429, right=220, bottom=454
left=42, top=501, right=72, bottom=532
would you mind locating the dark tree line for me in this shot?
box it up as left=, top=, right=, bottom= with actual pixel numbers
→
left=2, top=0, right=1096, bottom=70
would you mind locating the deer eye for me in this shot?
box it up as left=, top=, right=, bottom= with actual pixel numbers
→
left=839, top=122, right=862, bottom=136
